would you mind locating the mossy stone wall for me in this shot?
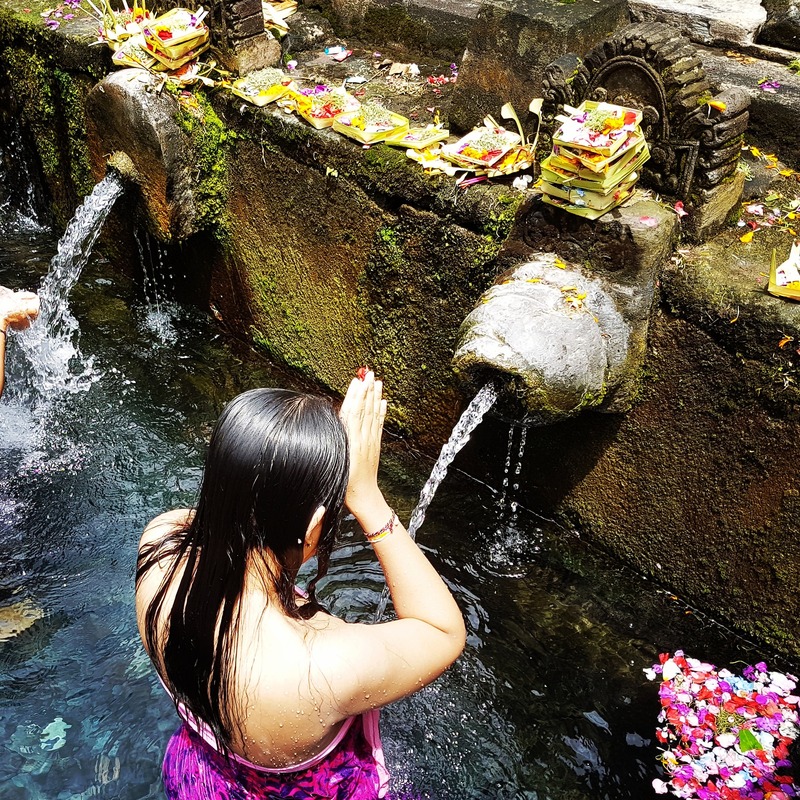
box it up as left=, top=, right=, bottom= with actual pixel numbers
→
left=7, top=0, right=800, bottom=657
left=210, top=97, right=510, bottom=447
left=0, top=8, right=109, bottom=225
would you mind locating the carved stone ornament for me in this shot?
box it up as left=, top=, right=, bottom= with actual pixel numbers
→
left=540, top=22, right=749, bottom=203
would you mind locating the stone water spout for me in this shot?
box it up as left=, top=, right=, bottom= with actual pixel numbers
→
left=106, top=151, right=142, bottom=186
left=86, top=69, right=206, bottom=242
left=453, top=252, right=634, bottom=424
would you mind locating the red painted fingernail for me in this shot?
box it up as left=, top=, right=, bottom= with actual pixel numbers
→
left=356, top=366, right=369, bottom=380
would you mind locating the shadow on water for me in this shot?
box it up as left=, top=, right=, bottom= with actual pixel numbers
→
left=0, top=218, right=792, bottom=799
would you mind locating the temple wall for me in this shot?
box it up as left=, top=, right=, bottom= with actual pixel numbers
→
left=3, top=0, right=800, bottom=656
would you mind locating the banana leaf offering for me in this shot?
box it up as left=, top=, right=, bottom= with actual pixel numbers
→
left=88, top=0, right=153, bottom=49
left=231, top=68, right=295, bottom=106
left=292, top=85, right=360, bottom=129
left=111, top=35, right=158, bottom=69
left=262, top=0, right=296, bottom=37
left=332, top=102, right=409, bottom=144
left=143, top=7, right=210, bottom=70
left=385, top=125, right=449, bottom=150
left=441, top=125, right=521, bottom=170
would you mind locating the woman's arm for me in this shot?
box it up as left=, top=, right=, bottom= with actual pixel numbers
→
left=0, top=287, right=40, bottom=399
left=324, top=373, right=466, bottom=714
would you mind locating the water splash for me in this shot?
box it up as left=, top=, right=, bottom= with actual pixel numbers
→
left=0, top=119, right=49, bottom=233
left=375, top=382, right=497, bottom=621
left=407, top=382, right=498, bottom=539
left=134, top=228, right=179, bottom=345
left=484, top=425, right=535, bottom=577
left=16, top=174, right=124, bottom=400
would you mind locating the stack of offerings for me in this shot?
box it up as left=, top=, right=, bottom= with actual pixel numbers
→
left=142, top=7, right=210, bottom=70
left=539, top=100, right=649, bottom=219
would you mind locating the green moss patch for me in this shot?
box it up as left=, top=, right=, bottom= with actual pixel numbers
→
left=174, top=89, right=232, bottom=237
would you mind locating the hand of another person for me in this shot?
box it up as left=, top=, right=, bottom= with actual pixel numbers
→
left=339, top=370, right=387, bottom=517
left=0, top=287, right=40, bottom=332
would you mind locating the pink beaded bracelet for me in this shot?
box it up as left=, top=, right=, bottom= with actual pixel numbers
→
left=365, top=511, right=399, bottom=544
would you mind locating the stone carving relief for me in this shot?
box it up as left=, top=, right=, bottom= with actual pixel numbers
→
left=539, top=22, right=749, bottom=203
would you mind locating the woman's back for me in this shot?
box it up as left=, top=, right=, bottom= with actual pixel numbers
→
left=137, top=510, right=359, bottom=768
left=136, top=379, right=466, bottom=797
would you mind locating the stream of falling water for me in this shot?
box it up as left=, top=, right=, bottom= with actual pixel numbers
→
left=0, top=118, right=48, bottom=233
left=134, top=228, right=179, bottom=344
left=15, top=174, right=124, bottom=402
left=374, top=381, right=498, bottom=621
left=484, top=424, right=534, bottom=577
left=407, top=382, right=499, bottom=540
left=508, top=425, right=527, bottom=528
left=496, top=424, right=528, bottom=522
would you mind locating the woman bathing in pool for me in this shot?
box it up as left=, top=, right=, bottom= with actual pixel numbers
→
left=135, top=372, right=466, bottom=799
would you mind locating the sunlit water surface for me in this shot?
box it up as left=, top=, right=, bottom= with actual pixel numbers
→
left=0, top=226, right=788, bottom=800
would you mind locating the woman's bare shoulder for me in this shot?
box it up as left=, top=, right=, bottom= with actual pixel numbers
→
left=140, top=508, right=194, bottom=550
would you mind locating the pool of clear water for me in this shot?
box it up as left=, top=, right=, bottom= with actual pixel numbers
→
left=0, top=222, right=790, bottom=800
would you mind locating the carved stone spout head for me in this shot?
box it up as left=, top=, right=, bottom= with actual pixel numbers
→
left=453, top=253, right=631, bottom=423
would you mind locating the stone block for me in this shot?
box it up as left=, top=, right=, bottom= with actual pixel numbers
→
left=284, top=10, right=334, bottom=52
left=228, top=12, right=266, bottom=40
left=327, top=0, right=370, bottom=23
left=759, top=0, right=800, bottom=49
left=225, top=32, right=282, bottom=72
left=448, top=0, right=630, bottom=135
left=322, top=0, right=475, bottom=59
left=628, top=0, right=766, bottom=47
left=324, top=0, right=479, bottom=56
left=685, top=171, right=745, bottom=242
left=226, top=0, right=262, bottom=21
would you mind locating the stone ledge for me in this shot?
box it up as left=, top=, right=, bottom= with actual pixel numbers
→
left=699, top=45, right=800, bottom=168
left=628, top=0, right=766, bottom=48
left=661, top=225, right=800, bottom=367
left=215, top=93, right=528, bottom=240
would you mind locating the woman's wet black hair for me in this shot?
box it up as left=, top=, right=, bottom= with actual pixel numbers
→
left=136, top=388, right=349, bottom=753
